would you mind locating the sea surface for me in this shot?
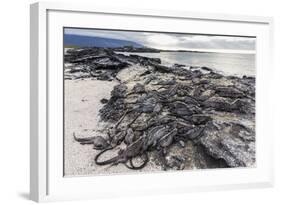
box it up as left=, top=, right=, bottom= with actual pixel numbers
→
left=118, top=51, right=255, bottom=77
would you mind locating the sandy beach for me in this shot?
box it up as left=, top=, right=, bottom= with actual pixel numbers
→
left=64, top=79, right=162, bottom=176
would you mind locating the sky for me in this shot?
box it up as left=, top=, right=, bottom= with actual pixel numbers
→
left=65, top=28, right=256, bottom=53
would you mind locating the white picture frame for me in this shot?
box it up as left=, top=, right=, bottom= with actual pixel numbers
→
left=30, top=1, right=274, bottom=202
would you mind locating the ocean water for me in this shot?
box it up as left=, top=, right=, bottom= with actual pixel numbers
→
left=118, top=52, right=255, bottom=77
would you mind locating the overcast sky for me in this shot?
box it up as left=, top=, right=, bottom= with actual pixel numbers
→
left=65, top=28, right=256, bottom=53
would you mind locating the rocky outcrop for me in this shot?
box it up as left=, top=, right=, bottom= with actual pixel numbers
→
left=66, top=47, right=256, bottom=171
left=199, top=121, right=255, bottom=167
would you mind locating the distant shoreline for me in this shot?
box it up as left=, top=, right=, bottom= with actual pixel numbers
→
left=64, top=45, right=255, bottom=55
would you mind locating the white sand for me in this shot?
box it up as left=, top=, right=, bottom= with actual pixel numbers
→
left=64, top=78, right=161, bottom=176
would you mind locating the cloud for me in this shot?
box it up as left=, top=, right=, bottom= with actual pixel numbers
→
left=145, top=34, right=180, bottom=48
left=64, top=28, right=255, bottom=52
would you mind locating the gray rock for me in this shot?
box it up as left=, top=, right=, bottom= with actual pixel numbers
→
left=165, top=155, right=185, bottom=170
left=215, top=86, right=245, bottom=98
left=111, top=84, right=128, bottom=98
left=199, top=122, right=255, bottom=167
left=131, top=83, right=145, bottom=94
